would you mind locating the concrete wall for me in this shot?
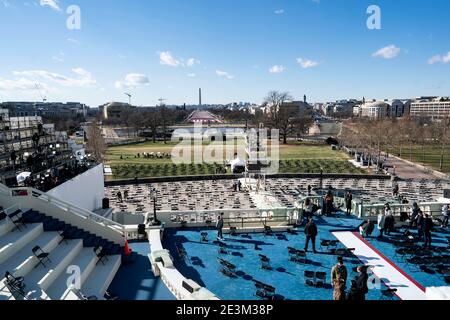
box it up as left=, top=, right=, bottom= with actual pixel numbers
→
left=48, top=164, right=105, bottom=212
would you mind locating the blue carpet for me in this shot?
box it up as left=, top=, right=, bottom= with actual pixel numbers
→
left=162, top=215, right=395, bottom=300
left=364, top=227, right=450, bottom=289
left=108, top=241, right=176, bottom=300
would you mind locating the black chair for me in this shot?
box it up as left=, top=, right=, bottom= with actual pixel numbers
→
left=94, top=246, right=109, bottom=265
left=380, top=288, right=398, bottom=300
left=315, top=272, right=327, bottom=287
left=176, top=244, right=187, bottom=260
left=32, top=246, right=51, bottom=268
left=137, top=224, right=147, bottom=240
left=217, top=242, right=228, bottom=255
left=320, top=240, right=331, bottom=251
left=4, top=272, right=26, bottom=299
left=218, top=258, right=237, bottom=278
left=264, top=226, right=273, bottom=236
left=253, top=280, right=276, bottom=300
left=200, top=232, right=208, bottom=242
left=304, top=271, right=316, bottom=286
left=8, top=210, right=28, bottom=232
left=259, top=254, right=271, bottom=270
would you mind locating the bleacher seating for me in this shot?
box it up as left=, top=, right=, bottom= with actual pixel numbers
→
left=0, top=209, right=123, bottom=300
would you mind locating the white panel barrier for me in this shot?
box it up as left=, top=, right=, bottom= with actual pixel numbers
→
left=147, top=229, right=219, bottom=300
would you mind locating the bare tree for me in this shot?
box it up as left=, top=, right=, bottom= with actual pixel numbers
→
left=86, top=122, right=106, bottom=162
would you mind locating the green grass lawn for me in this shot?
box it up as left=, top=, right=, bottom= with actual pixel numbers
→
left=386, top=144, right=450, bottom=173
left=106, top=141, right=366, bottom=180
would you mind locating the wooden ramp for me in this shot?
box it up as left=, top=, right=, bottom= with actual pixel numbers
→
left=332, top=231, right=427, bottom=300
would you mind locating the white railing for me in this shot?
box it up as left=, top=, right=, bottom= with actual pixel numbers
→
left=155, top=207, right=295, bottom=228
left=20, top=187, right=125, bottom=234
left=358, top=202, right=447, bottom=219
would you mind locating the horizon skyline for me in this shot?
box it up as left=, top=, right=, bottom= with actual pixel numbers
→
left=1, top=0, right=449, bottom=107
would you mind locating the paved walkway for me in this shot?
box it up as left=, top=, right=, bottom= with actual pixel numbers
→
left=384, top=155, right=442, bottom=180
left=332, top=231, right=427, bottom=300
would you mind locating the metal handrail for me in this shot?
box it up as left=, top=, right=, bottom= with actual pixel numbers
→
left=10, top=187, right=125, bottom=235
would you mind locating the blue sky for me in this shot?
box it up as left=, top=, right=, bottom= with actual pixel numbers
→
left=0, top=0, right=449, bottom=107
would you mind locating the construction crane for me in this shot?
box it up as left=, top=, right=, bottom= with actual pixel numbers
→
left=124, top=93, right=132, bottom=105
left=35, top=83, right=47, bottom=102
left=158, top=98, right=167, bottom=107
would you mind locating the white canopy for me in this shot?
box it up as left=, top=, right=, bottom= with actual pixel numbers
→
left=16, top=172, right=31, bottom=184
left=230, top=158, right=246, bottom=171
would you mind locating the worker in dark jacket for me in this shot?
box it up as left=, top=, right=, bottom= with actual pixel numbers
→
left=216, top=213, right=224, bottom=241
left=304, top=218, right=318, bottom=253
left=345, top=191, right=353, bottom=215
left=423, top=214, right=434, bottom=249
left=354, top=266, right=369, bottom=300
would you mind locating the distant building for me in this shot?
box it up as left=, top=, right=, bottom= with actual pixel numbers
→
left=99, top=102, right=134, bottom=120
left=410, top=97, right=450, bottom=119
left=354, top=99, right=409, bottom=119
left=0, top=101, right=88, bottom=119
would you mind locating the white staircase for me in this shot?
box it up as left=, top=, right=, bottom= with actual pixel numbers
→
left=0, top=218, right=121, bottom=300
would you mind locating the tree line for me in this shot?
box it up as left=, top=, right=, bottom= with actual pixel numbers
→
left=339, top=116, right=450, bottom=172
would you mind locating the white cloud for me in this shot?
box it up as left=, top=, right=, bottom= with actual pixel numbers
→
left=428, top=52, right=450, bottom=65
left=12, top=68, right=97, bottom=88
left=274, top=9, right=284, bottom=15
left=186, top=58, right=200, bottom=67
left=159, top=51, right=181, bottom=67
left=269, top=65, right=285, bottom=74
left=0, top=78, right=40, bottom=92
left=39, top=0, right=61, bottom=11
left=118, top=54, right=127, bottom=60
left=115, top=73, right=150, bottom=89
left=52, top=56, right=64, bottom=63
left=187, top=73, right=196, bottom=78
left=159, top=51, right=200, bottom=68
left=444, top=52, right=450, bottom=63
left=372, top=45, right=401, bottom=59
left=216, top=70, right=234, bottom=79
left=1, top=0, right=10, bottom=8
left=296, top=58, right=320, bottom=69
left=67, top=38, right=80, bottom=44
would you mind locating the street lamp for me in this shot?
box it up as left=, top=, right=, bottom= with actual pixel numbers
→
left=150, top=188, right=161, bottom=226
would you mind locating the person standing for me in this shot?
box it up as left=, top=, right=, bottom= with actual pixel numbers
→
left=345, top=191, right=353, bottom=216
left=416, top=211, right=425, bottom=241
left=324, top=190, right=334, bottom=217
left=384, top=204, right=394, bottom=236
left=377, top=211, right=386, bottom=239
left=392, top=182, right=399, bottom=198
left=304, top=218, right=318, bottom=254
left=423, top=214, right=433, bottom=249
left=216, top=213, right=224, bottom=241
left=354, top=266, right=369, bottom=301
left=441, top=204, right=449, bottom=228
left=409, top=203, right=421, bottom=228
left=331, top=256, right=348, bottom=300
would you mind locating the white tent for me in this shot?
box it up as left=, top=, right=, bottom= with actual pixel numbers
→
left=230, top=158, right=246, bottom=173
left=16, top=172, right=31, bottom=184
